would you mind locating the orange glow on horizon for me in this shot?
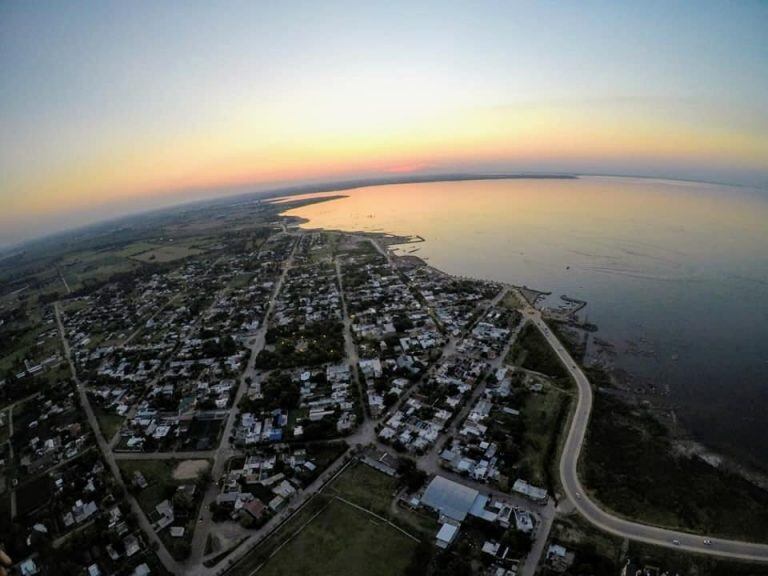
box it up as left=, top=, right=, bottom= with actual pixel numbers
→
left=8, top=102, right=768, bottom=219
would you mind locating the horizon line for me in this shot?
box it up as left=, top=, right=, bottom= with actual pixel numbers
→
left=3, top=169, right=766, bottom=255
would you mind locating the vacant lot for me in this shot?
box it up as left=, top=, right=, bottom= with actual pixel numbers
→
left=518, top=386, right=571, bottom=490
left=173, top=459, right=209, bottom=480
left=94, top=406, right=124, bottom=441
left=118, top=459, right=190, bottom=515
left=324, top=461, right=397, bottom=516
left=16, top=475, right=53, bottom=516
left=258, top=499, right=417, bottom=576
left=508, top=323, right=570, bottom=383
left=229, top=462, right=435, bottom=576
left=130, top=244, right=204, bottom=263
left=119, top=458, right=206, bottom=559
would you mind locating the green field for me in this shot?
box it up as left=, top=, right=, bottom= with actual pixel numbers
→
left=325, top=461, right=437, bottom=536
left=59, top=249, right=141, bottom=292
left=324, top=461, right=397, bottom=515
left=229, top=462, right=436, bottom=576
left=507, top=323, right=570, bottom=383
left=518, top=385, right=572, bottom=489
left=501, top=291, right=525, bottom=311
left=118, top=459, right=179, bottom=513
left=94, top=406, right=124, bottom=441
left=130, top=244, right=204, bottom=263
left=118, top=458, right=208, bottom=559
left=258, top=499, right=417, bottom=576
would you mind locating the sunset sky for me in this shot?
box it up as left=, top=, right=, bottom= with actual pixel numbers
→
left=1, top=1, right=767, bottom=246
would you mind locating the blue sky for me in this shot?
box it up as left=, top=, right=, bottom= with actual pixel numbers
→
left=1, top=0, right=767, bottom=245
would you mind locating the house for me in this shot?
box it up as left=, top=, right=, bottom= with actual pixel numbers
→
left=19, top=558, right=39, bottom=576
left=153, top=500, right=174, bottom=531
left=514, top=509, right=534, bottom=533
left=512, top=479, right=547, bottom=502
left=546, top=543, right=574, bottom=572
left=268, top=495, right=285, bottom=511
left=482, top=540, right=502, bottom=557
left=132, top=563, right=151, bottom=576
left=133, top=471, right=148, bottom=489
left=435, top=522, right=459, bottom=549
left=123, top=534, right=140, bottom=557
left=242, top=499, right=266, bottom=521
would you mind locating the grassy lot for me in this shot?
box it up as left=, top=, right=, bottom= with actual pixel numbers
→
left=118, top=458, right=207, bottom=559
left=0, top=320, right=53, bottom=374
left=626, top=540, right=768, bottom=576
left=61, top=298, right=89, bottom=313
left=258, top=499, right=417, bottom=576
left=94, top=406, right=124, bottom=440
left=551, top=512, right=768, bottom=576
left=16, top=474, right=53, bottom=516
left=501, top=291, right=525, bottom=311
left=229, top=461, right=435, bottom=576
left=227, top=272, right=256, bottom=290
left=324, top=461, right=398, bottom=516
left=583, top=393, right=768, bottom=542
left=59, top=249, right=140, bottom=292
left=0, top=407, right=10, bottom=445
left=507, top=323, right=570, bottom=384
left=115, top=241, right=162, bottom=258
left=306, top=442, right=348, bottom=476
left=549, top=512, right=622, bottom=572
left=118, top=459, right=179, bottom=513
left=130, top=244, right=204, bottom=263
left=228, top=494, right=334, bottom=575
left=325, top=461, right=437, bottom=536
left=518, top=386, right=572, bottom=490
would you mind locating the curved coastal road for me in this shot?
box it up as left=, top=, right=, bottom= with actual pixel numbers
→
left=519, top=303, right=768, bottom=564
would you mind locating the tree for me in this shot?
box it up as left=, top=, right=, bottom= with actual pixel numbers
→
left=397, top=457, right=427, bottom=492
left=171, top=540, right=191, bottom=560
left=383, top=392, right=398, bottom=409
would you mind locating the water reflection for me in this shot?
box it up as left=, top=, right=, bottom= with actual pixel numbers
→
left=284, top=177, right=768, bottom=467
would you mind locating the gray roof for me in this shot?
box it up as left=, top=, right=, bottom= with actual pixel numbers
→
left=421, top=475, right=480, bottom=522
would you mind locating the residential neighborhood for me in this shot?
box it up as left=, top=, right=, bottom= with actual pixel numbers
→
left=0, top=214, right=699, bottom=576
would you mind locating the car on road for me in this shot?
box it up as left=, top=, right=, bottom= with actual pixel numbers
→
left=704, top=539, right=712, bottom=546
left=672, top=539, right=680, bottom=546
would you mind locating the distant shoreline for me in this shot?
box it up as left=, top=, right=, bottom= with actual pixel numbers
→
left=0, top=172, right=577, bottom=255
left=254, top=172, right=578, bottom=203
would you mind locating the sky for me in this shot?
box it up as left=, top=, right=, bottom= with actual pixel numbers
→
left=1, top=0, right=767, bottom=246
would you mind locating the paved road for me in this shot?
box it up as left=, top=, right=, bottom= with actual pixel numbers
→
left=516, top=294, right=768, bottom=564
left=121, top=293, right=181, bottom=347
left=8, top=404, right=16, bottom=519
left=58, top=267, right=72, bottom=294
left=188, top=451, right=355, bottom=576
left=186, top=240, right=297, bottom=568
left=113, top=450, right=217, bottom=461
left=334, top=257, right=367, bottom=422
left=54, top=302, right=181, bottom=573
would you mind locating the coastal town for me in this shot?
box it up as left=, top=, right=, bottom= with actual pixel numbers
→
left=2, top=197, right=768, bottom=576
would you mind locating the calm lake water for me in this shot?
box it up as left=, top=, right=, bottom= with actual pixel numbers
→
left=282, top=177, right=768, bottom=467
